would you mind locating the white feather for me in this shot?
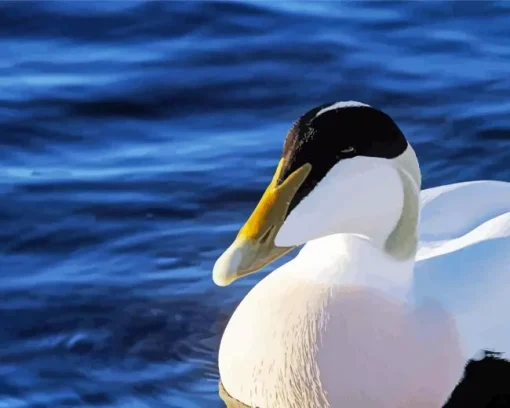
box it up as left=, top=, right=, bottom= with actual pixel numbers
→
left=315, top=101, right=370, bottom=118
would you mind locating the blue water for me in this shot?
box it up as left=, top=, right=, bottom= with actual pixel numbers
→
left=1, top=1, right=509, bottom=407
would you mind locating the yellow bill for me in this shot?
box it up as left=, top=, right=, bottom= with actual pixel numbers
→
left=213, top=159, right=311, bottom=286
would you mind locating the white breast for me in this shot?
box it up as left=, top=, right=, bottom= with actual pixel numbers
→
left=219, top=236, right=464, bottom=408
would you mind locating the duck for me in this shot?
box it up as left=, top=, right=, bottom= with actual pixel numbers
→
left=212, top=101, right=510, bottom=408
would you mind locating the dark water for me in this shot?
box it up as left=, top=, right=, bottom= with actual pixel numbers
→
left=1, top=1, right=509, bottom=407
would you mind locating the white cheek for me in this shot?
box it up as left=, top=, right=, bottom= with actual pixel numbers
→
left=275, top=157, right=403, bottom=247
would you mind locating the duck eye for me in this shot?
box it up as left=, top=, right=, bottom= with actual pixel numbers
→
left=341, top=146, right=355, bottom=154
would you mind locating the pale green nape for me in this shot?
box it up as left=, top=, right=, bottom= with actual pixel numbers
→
left=384, top=145, right=422, bottom=260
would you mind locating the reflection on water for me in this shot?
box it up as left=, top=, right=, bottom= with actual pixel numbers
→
left=219, top=382, right=248, bottom=408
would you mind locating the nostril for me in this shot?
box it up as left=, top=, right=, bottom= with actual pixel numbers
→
left=259, top=225, right=274, bottom=244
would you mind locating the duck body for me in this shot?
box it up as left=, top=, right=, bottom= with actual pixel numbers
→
left=213, top=102, right=510, bottom=407
left=220, top=234, right=464, bottom=408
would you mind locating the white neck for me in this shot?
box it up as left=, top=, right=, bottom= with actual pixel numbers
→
left=293, top=234, right=415, bottom=301
left=273, top=144, right=422, bottom=298
left=276, top=145, right=422, bottom=263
